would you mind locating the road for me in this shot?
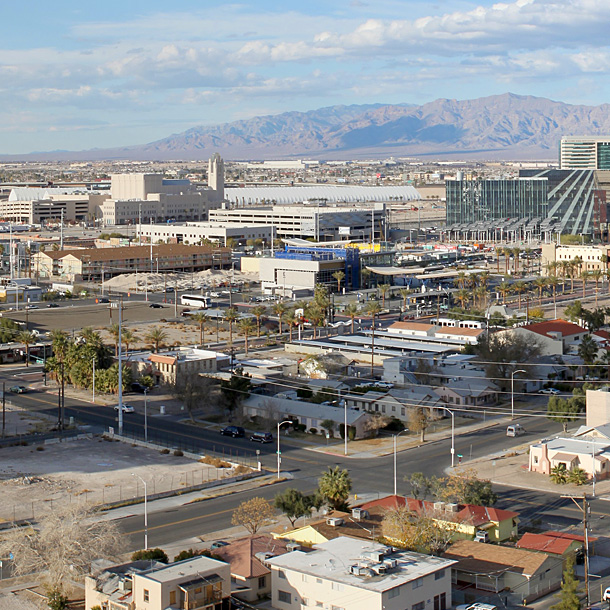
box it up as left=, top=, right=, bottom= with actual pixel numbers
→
left=2, top=364, right=608, bottom=556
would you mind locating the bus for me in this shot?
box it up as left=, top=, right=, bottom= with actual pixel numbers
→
left=180, top=294, right=210, bottom=309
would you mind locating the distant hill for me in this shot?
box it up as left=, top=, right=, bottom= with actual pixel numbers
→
left=6, top=93, right=610, bottom=161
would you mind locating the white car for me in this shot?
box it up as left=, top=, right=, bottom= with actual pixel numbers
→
left=456, top=604, right=498, bottom=610
left=603, top=587, right=610, bottom=602
left=114, top=404, right=135, bottom=413
left=539, top=388, right=560, bottom=395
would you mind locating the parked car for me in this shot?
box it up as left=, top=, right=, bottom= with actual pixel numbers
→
left=250, top=432, right=273, bottom=443
left=9, top=386, right=27, bottom=393
left=474, top=530, right=490, bottom=543
left=210, top=541, right=229, bottom=550
left=539, top=388, right=560, bottom=395
left=603, top=587, right=610, bottom=602
left=114, top=404, right=135, bottom=413
left=456, top=604, right=497, bottom=610
left=130, top=382, right=148, bottom=394
left=46, top=302, right=60, bottom=308
left=149, top=303, right=164, bottom=308
left=220, top=426, right=245, bottom=438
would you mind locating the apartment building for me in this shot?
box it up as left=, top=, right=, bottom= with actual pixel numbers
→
left=267, top=537, right=456, bottom=610
left=541, top=242, right=610, bottom=274
left=85, top=555, right=231, bottom=610
left=32, top=243, right=231, bottom=280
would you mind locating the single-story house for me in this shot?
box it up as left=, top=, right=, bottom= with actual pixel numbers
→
left=241, top=394, right=372, bottom=438
left=436, top=379, right=499, bottom=407
left=442, top=539, right=563, bottom=604
left=498, top=319, right=589, bottom=356
left=516, top=532, right=582, bottom=559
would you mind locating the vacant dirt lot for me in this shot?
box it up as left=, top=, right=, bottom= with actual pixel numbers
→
left=0, top=437, right=234, bottom=522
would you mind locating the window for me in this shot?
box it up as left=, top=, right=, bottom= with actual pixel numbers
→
left=169, top=591, right=176, bottom=605
left=412, top=578, right=423, bottom=589
left=331, top=606, right=345, bottom=610
left=143, top=589, right=149, bottom=602
left=331, top=583, right=344, bottom=592
left=413, top=603, right=425, bottom=610
left=434, top=592, right=447, bottom=610
left=388, top=586, right=401, bottom=599
left=278, top=590, right=291, bottom=604
left=316, top=578, right=323, bottom=585
left=316, top=602, right=323, bottom=608
left=435, top=569, right=446, bottom=580
left=258, top=575, right=266, bottom=589
left=302, top=574, right=308, bottom=582
left=278, top=569, right=287, bottom=579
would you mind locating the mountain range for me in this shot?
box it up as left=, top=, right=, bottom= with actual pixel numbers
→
left=8, top=93, right=610, bottom=161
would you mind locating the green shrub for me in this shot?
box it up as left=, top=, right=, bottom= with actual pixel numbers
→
left=132, top=548, right=169, bottom=563
left=36, top=446, right=45, bottom=451
left=160, top=448, right=170, bottom=454
left=309, top=428, right=318, bottom=435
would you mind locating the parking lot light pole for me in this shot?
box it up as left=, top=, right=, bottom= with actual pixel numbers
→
left=511, top=369, right=526, bottom=421
left=277, top=420, right=292, bottom=479
left=131, top=473, right=148, bottom=550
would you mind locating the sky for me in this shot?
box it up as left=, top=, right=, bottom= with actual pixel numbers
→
left=3, top=0, right=610, bottom=154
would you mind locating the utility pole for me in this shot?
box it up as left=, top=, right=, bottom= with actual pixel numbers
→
left=118, top=297, right=124, bottom=435
left=60, top=209, right=64, bottom=250
left=2, top=381, right=5, bottom=438
left=562, top=494, right=590, bottom=607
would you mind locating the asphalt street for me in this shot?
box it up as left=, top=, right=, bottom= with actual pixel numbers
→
left=1, top=364, right=607, bottom=556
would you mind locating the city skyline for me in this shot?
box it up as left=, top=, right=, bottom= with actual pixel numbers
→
left=3, top=0, right=610, bottom=155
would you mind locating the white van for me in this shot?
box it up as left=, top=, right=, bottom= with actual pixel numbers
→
left=506, top=424, right=524, bottom=437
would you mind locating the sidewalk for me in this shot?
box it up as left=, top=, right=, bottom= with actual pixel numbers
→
left=307, top=414, right=514, bottom=459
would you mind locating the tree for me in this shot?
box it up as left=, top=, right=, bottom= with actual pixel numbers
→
left=567, top=467, right=588, bottom=486
left=399, top=288, right=412, bottom=311
left=439, top=468, right=497, bottom=505
left=274, top=489, right=318, bottom=526
left=121, top=327, right=137, bottom=353
left=173, top=377, right=212, bottom=421
left=224, top=307, right=239, bottom=345
left=533, top=277, right=547, bottom=305
left=306, top=303, right=325, bottom=339
left=405, top=472, right=435, bottom=499
left=365, top=300, right=382, bottom=378
left=144, top=327, right=168, bottom=353
left=251, top=305, right=267, bottom=338
left=108, top=323, right=121, bottom=356
left=474, top=333, right=541, bottom=386
left=47, top=589, right=69, bottom=610
left=0, top=503, right=120, bottom=595
left=17, top=330, right=36, bottom=367
left=272, top=301, right=287, bottom=334
left=191, top=312, right=209, bottom=347
left=317, top=466, right=352, bottom=511
left=344, top=302, right=360, bottom=334
left=232, top=497, right=274, bottom=534
left=238, top=317, right=256, bottom=356
left=132, top=548, right=169, bottom=563
left=220, top=367, right=252, bottom=414
left=320, top=419, right=335, bottom=437
left=578, top=334, right=598, bottom=367
left=332, top=270, right=346, bottom=293
left=379, top=283, right=391, bottom=307
left=550, top=463, right=569, bottom=485
left=547, top=395, right=582, bottom=433
left=550, top=556, right=580, bottom=610
left=409, top=407, right=429, bottom=442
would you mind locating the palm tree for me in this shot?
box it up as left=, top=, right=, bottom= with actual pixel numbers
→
left=379, top=283, right=391, bottom=307
left=533, top=277, right=547, bottom=306
left=454, top=272, right=467, bottom=289
left=80, top=327, right=102, bottom=348
left=49, top=329, right=69, bottom=360
left=498, top=281, right=511, bottom=304
left=332, top=270, right=346, bottom=293
left=361, top=268, right=371, bottom=289
left=513, top=281, right=527, bottom=310
left=108, top=323, right=121, bottom=356
left=121, top=328, right=137, bottom=353
left=17, top=330, right=35, bottom=367
left=287, top=311, right=299, bottom=342
left=365, top=300, right=382, bottom=378
left=224, top=307, right=239, bottom=346
left=581, top=270, right=590, bottom=299
left=399, top=288, right=411, bottom=311
left=238, top=317, right=256, bottom=356
left=512, top=247, right=521, bottom=274
left=455, top=288, right=470, bottom=309
left=145, top=327, right=167, bottom=352
left=191, top=312, right=209, bottom=347
left=547, top=276, right=559, bottom=315
left=344, top=302, right=360, bottom=334
left=251, top=305, right=267, bottom=338
left=272, top=302, right=287, bottom=334
left=306, top=304, right=324, bottom=339
left=590, top=269, right=603, bottom=307
left=474, top=285, right=488, bottom=310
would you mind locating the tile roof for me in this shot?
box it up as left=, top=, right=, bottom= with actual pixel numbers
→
left=545, top=531, right=598, bottom=543
left=388, top=321, right=435, bottom=332
left=516, top=533, right=578, bottom=555
left=437, top=327, right=485, bottom=337
left=212, top=535, right=291, bottom=579
left=442, top=539, right=550, bottom=577
left=356, top=495, right=518, bottom=527
left=521, top=319, right=587, bottom=339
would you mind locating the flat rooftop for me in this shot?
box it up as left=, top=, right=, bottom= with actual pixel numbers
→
left=140, top=556, right=227, bottom=584
left=267, top=537, right=455, bottom=593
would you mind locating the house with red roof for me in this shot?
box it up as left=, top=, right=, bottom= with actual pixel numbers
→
left=500, top=319, right=589, bottom=356
left=516, top=532, right=582, bottom=558
left=357, top=495, right=519, bottom=543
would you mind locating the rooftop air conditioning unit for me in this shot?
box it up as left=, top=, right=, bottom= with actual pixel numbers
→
left=286, top=543, right=301, bottom=552
left=352, top=508, right=369, bottom=520
left=327, top=517, right=344, bottom=527
left=372, top=564, right=387, bottom=575
left=446, top=503, right=459, bottom=512
left=433, top=502, right=445, bottom=512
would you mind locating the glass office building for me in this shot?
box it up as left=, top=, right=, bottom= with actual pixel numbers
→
left=560, top=136, right=610, bottom=170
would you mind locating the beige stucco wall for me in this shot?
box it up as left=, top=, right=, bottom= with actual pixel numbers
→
left=586, top=389, right=610, bottom=427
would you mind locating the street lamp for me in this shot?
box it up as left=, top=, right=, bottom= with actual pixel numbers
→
left=393, top=429, right=409, bottom=496
left=277, top=420, right=292, bottom=479
left=92, top=357, right=95, bottom=404
left=144, top=388, right=149, bottom=443
left=511, top=369, right=526, bottom=421
left=131, top=473, right=148, bottom=550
